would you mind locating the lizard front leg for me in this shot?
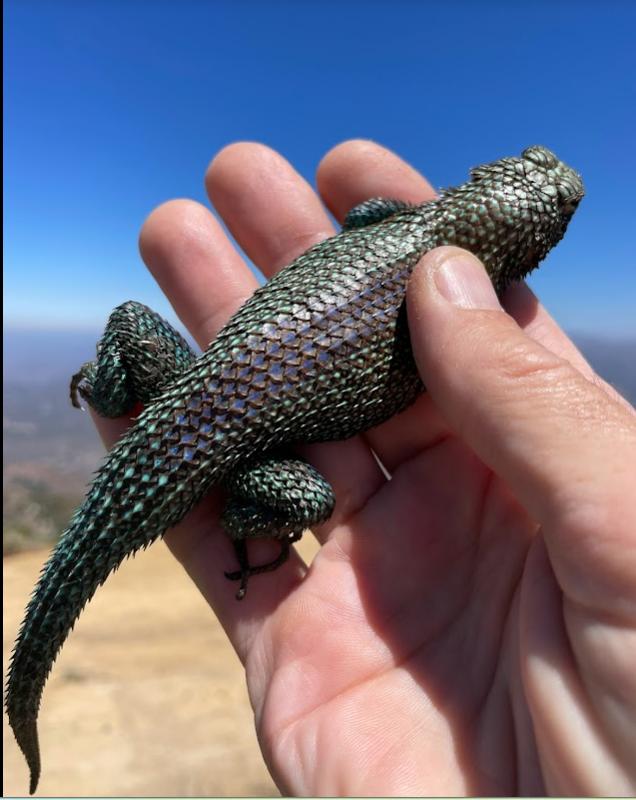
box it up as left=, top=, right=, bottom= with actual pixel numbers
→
left=70, top=300, right=197, bottom=417
left=221, top=455, right=336, bottom=599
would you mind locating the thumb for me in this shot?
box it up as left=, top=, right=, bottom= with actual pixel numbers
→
left=406, top=246, right=636, bottom=614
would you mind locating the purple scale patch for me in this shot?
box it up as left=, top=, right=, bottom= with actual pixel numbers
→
left=276, top=315, right=295, bottom=329
left=282, top=352, right=300, bottom=366
left=246, top=389, right=263, bottom=405
left=233, top=350, right=250, bottom=364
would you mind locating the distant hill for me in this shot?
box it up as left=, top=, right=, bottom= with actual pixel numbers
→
left=3, top=327, right=634, bottom=553
left=4, top=330, right=104, bottom=551
left=571, top=334, right=636, bottom=406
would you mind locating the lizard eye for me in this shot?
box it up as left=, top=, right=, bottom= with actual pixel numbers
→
left=557, top=176, right=583, bottom=215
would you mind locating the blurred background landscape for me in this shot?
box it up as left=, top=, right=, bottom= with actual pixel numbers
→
left=4, top=0, right=635, bottom=795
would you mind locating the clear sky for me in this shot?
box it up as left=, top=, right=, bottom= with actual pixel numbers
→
left=4, top=0, right=635, bottom=336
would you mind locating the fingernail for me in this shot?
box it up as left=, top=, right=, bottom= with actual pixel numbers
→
left=433, top=251, right=501, bottom=310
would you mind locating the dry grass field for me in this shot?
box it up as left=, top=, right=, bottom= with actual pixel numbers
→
left=3, top=537, right=319, bottom=796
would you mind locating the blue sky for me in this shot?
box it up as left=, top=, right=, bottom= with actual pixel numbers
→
left=4, top=0, right=636, bottom=336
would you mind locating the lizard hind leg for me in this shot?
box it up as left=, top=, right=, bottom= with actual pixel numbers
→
left=221, top=455, right=336, bottom=599
left=70, top=301, right=197, bottom=417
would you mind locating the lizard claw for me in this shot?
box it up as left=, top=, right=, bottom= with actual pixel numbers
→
left=223, top=567, right=250, bottom=600
left=224, top=538, right=294, bottom=599
left=69, top=368, right=93, bottom=410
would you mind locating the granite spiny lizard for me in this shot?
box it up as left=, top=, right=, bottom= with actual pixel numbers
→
left=6, top=145, right=584, bottom=793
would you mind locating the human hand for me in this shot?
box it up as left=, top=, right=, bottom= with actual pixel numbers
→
left=94, top=140, right=636, bottom=795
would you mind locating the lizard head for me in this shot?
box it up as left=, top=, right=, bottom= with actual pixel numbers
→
left=520, top=144, right=584, bottom=223
left=516, top=145, right=584, bottom=278
left=459, top=145, right=585, bottom=290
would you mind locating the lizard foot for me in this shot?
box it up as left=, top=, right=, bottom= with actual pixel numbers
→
left=225, top=533, right=301, bottom=599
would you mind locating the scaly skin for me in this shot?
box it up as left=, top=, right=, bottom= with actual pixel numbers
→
left=5, top=145, right=583, bottom=793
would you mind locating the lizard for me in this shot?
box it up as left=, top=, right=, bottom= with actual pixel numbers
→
left=5, top=145, right=584, bottom=794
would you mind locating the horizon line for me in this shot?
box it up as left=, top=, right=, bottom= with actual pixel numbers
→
left=3, top=323, right=636, bottom=344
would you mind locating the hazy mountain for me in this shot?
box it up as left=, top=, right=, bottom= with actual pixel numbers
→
left=4, top=329, right=104, bottom=471
left=571, top=334, right=636, bottom=406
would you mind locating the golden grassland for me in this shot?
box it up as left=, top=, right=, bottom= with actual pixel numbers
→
left=3, top=537, right=319, bottom=796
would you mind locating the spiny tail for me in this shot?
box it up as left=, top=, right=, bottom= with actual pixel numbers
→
left=5, top=435, right=168, bottom=793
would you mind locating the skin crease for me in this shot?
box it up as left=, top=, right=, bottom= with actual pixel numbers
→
left=85, top=140, right=636, bottom=796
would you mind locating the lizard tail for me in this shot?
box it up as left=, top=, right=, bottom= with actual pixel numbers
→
left=12, top=717, right=40, bottom=795
left=5, top=515, right=84, bottom=794
left=5, top=432, right=171, bottom=793
left=4, top=509, right=120, bottom=793
left=6, top=507, right=165, bottom=793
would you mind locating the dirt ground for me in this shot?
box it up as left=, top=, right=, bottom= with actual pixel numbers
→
left=3, top=537, right=318, bottom=797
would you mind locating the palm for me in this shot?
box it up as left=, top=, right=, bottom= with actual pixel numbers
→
left=248, top=399, right=541, bottom=795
